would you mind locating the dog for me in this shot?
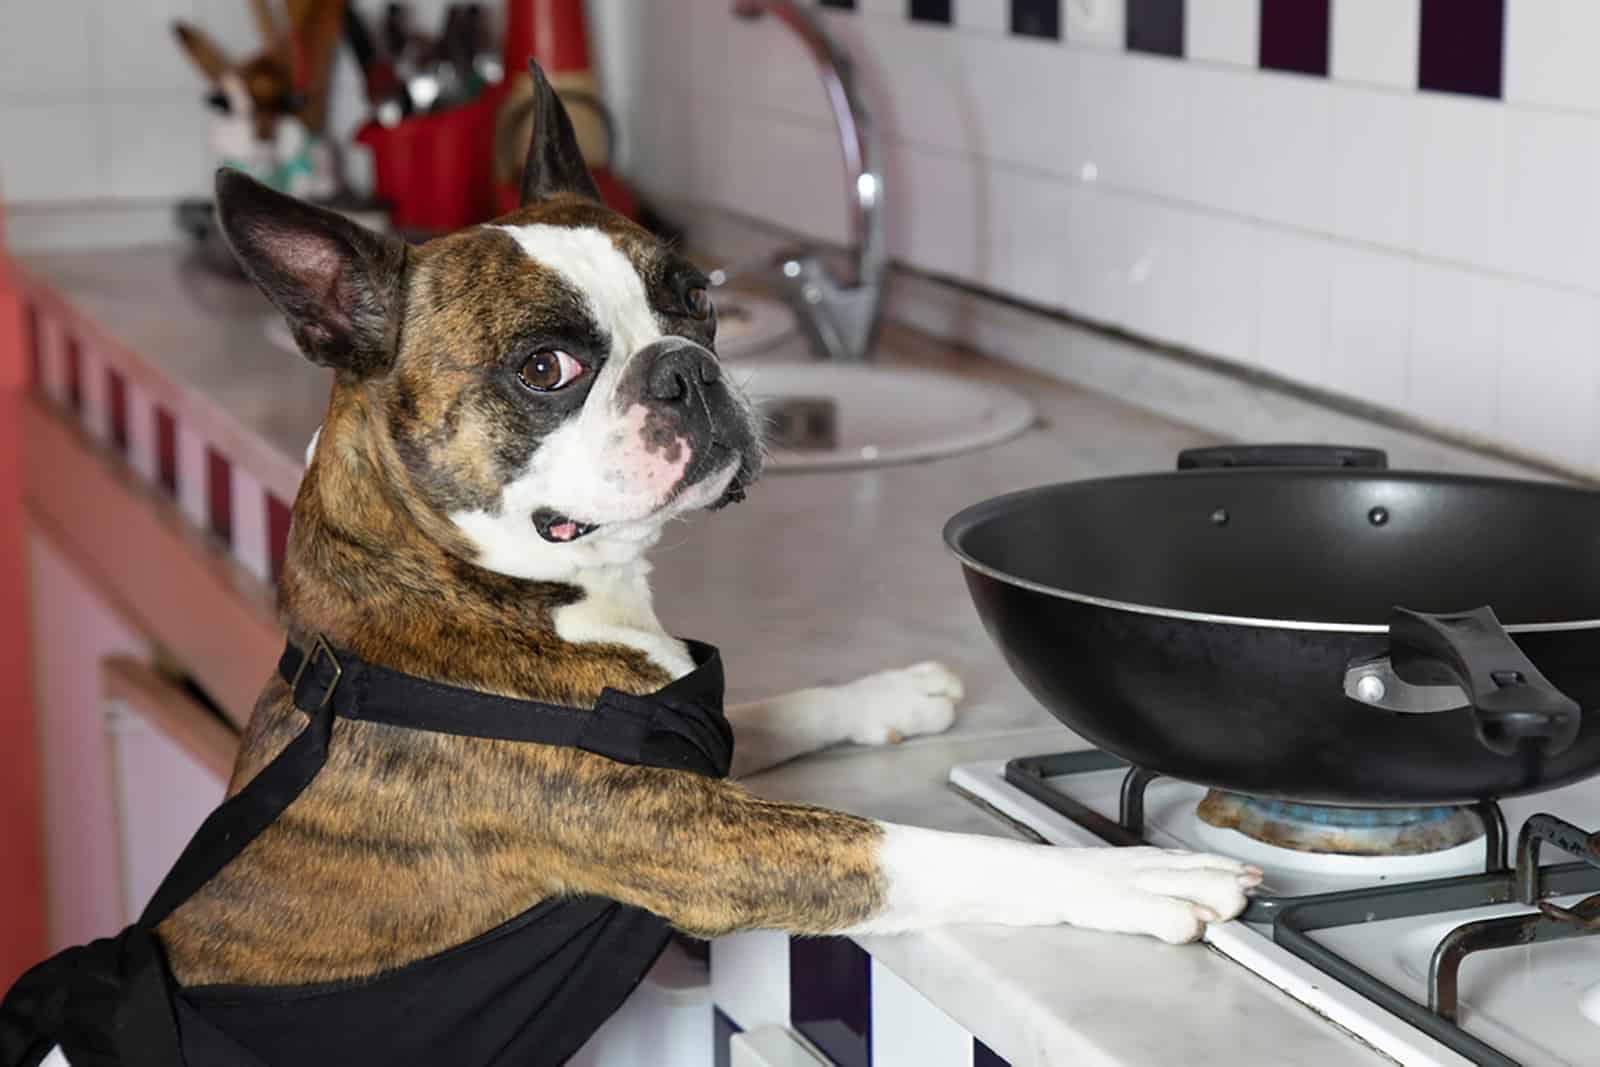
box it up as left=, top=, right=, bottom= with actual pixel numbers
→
left=2, top=64, right=1258, bottom=1067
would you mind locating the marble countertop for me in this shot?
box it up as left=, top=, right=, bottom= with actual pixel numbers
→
left=24, top=242, right=1518, bottom=1065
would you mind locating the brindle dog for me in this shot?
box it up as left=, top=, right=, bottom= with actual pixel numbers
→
left=158, top=66, right=1259, bottom=998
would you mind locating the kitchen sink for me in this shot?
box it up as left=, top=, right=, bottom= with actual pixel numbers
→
left=734, top=360, right=1036, bottom=472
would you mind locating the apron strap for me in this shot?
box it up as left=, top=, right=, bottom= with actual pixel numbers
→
left=278, top=636, right=734, bottom=778
left=136, top=671, right=337, bottom=929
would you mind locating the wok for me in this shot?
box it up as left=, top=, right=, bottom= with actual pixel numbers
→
left=944, top=446, right=1600, bottom=805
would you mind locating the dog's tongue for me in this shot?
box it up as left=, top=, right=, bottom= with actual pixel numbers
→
left=532, top=508, right=597, bottom=544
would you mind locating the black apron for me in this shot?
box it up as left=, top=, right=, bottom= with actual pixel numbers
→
left=0, top=636, right=733, bottom=1067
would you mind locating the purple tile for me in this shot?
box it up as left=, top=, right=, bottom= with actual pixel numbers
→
left=156, top=407, right=178, bottom=496
left=1260, top=0, right=1331, bottom=76
left=713, top=1008, right=742, bottom=1067
left=791, top=936, right=871, bottom=1067
left=64, top=336, right=83, bottom=413
left=107, top=366, right=128, bottom=455
left=974, top=1039, right=1012, bottom=1067
left=206, top=446, right=232, bottom=546
left=1418, top=0, right=1503, bottom=99
left=1127, top=0, right=1184, bottom=57
left=268, top=493, right=293, bottom=583
left=23, top=303, right=40, bottom=392
left=910, top=0, right=951, bottom=25
left=1011, top=0, right=1060, bottom=39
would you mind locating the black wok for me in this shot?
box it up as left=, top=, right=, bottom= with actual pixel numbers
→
left=944, top=445, right=1600, bottom=805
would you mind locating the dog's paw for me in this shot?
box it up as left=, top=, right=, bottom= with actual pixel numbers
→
left=839, top=661, right=964, bottom=746
left=1052, top=847, right=1262, bottom=944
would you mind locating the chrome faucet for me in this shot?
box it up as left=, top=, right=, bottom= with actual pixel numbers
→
left=720, top=0, right=887, bottom=363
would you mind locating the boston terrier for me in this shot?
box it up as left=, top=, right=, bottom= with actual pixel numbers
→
left=1, top=63, right=1259, bottom=1067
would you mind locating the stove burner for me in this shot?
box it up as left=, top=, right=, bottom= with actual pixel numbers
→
left=1196, top=790, right=1484, bottom=856
left=988, top=750, right=1600, bottom=1067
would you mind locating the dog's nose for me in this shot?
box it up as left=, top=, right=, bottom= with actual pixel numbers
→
left=647, top=342, right=720, bottom=403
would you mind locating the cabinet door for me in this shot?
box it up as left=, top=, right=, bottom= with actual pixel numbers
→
left=104, top=662, right=230, bottom=923
left=27, top=529, right=148, bottom=949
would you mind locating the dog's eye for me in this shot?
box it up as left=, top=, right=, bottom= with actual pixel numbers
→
left=683, top=286, right=711, bottom=320
left=517, top=350, right=584, bottom=392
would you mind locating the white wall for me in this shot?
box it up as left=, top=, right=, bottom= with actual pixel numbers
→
left=0, top=0, right=460, bottom=205
left=618, top=0, right=1600, bottom=476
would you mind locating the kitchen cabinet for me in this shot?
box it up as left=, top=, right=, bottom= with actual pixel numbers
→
left=26, top=529, right=148, bottom=947
left=104, top=657, right=232, bottom=923
left=0, top=201, right=45, bottom=989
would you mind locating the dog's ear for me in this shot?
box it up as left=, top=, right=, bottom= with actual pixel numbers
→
left=215, top=168, right=407, bottom=378
left=519, top=60, right=602, bottom=205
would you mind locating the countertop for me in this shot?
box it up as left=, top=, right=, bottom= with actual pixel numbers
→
left=23, top=243, right=1534, bottom=1065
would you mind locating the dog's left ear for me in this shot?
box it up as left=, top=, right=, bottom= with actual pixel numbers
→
left=215, top=168, right=407, bottom=378
left=519, top=60, right=602, bottom=205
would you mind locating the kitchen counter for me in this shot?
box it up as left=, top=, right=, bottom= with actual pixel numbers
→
left=21, top=243, right=1540, bottom=1065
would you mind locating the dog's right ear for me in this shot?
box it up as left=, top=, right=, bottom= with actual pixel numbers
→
left=215, top=168, right=407, bottom=378
left=519, top=60, right=602, bottom=205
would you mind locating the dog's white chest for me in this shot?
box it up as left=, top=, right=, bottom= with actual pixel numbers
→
left=553, top=561, right=694, bottom=679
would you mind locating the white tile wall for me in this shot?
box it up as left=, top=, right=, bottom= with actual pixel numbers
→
left=1185, top=0, right=1259, bottom=68
left=1503, top=0, right=1600, bottom=113
left=1188, top=212, right=1260, bottom=365
left=960, top=31, right=1078, bottom=175
left=1406, top=262, right=1502, bottom=431
left=1249, top=71, right=1334, bottom=233
left=1255, top=227, right=1332, bottom=387
left=1106, top=54, right=1192, bottom=204
left=0, top=0, right=97, bottom=95
left=1330, top=86, right=1415, bottom=250
left=1184, top=64, right=1259, bottom=219
left=982, top=164, right=1071, bottom=308
left=1501, top=108, right=1600, bottom=291
left=1123, top=198, right=1192, bottom=345
left=1065, top=0, right=1126, bottom=51
left=615, top=0, right=1600, bottom=475
left=1325, top=244, right=1411, bottom=399
left=0, top=99, right=104, bottom=202
left=954, top=0, right=1009, bottom=36
left=1330, top=0, right=1420, bottom=90
left=1062, top=183, right=1132, bottom=328
left=1496, top=282, right=1599, bottom=469
left=1413, top=92, right=1506, bottom=273
left=0, top=0, right=455, bottom=206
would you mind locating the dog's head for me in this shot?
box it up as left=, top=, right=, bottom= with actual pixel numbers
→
left=217, top=64, right=762, bottom=580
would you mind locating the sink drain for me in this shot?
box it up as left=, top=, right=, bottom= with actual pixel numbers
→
left=761, top=395, right=837, bottom=451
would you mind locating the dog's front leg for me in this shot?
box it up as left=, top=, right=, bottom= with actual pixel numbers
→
left=726, top=662, right=964, bottom=777
left=547, top=759, right=1259, bottom=944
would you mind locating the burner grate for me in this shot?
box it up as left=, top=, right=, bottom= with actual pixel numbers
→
left=1001, top=750, right=1600, bottom=1067
left=1002, top=751, right=1510, bottom=922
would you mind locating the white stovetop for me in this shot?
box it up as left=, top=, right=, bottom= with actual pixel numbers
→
left=952, top=758, right=1600, bottom=1067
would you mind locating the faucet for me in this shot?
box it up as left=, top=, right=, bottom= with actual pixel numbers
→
left=720, top=0, right=887, bottom=363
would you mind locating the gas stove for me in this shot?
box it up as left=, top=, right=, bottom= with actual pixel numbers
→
left=950, top=751, right=1600, bottom=1067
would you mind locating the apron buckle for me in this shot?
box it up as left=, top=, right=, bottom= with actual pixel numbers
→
left=289, top=634, right=343, bottom=712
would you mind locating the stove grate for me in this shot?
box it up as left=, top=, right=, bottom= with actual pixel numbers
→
left=1003, top=750, right=1600, bottom=1067
left=1003, top=751, right=1510, bottom=923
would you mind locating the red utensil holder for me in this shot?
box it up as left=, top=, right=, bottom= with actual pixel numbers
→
left=357, top=91, right=500, bottom=234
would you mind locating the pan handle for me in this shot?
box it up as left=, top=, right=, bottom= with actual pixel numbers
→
left=1176, top=444, right=1388, bottom=470
left=1387, top=607, right=1581, bottom=757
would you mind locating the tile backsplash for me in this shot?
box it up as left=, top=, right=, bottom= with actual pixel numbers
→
left=0, top=0, right=459, bottom=206
left=617, top=0, right=1600, bottom=474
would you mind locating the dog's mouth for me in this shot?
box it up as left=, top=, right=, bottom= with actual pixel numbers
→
left=531, top=508, right=599, bottom=543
